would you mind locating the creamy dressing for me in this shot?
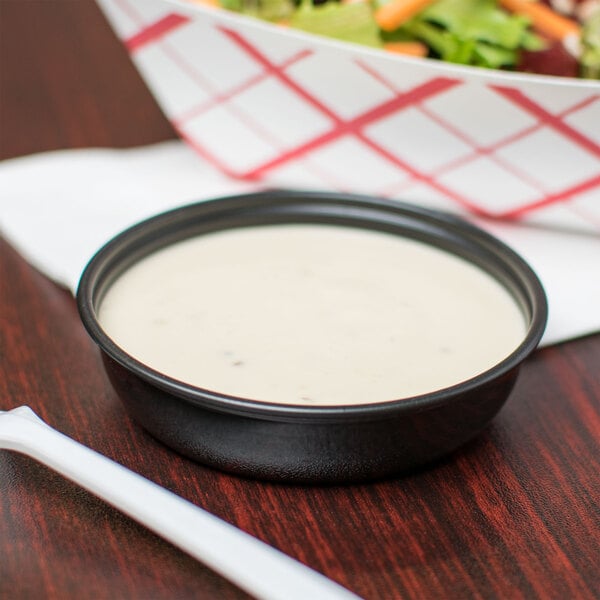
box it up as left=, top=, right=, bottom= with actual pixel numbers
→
left=98, top=224, right=526, bottom=405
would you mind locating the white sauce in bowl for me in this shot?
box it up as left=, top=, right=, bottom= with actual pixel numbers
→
left=98, top=224, right=526, bottom=405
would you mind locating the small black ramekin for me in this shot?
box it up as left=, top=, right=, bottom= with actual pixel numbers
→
left=77, top=191, right=547, bottom=483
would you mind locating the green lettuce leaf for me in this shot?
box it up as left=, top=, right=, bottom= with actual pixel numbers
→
left=422, top=0, right=531, bottom=48
left=222, top=0, right=295, bottom=22
left=290, top=0, right=383, bottom=48
left=398, top=0, right=545, bottom=68
left=581, top=10, right=600, bottom=79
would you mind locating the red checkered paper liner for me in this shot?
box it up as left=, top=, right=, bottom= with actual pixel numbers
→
left=97, top=0, right=600, bottom=232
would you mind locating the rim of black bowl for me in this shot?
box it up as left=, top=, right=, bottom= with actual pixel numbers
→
left=77, top=190, right=548, bottom=424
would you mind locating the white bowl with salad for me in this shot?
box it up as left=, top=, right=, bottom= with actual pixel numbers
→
left=97, top=0, right=600, bottom=231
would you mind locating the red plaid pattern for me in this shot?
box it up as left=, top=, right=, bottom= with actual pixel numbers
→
left=98, top=0, right=600, bottom=232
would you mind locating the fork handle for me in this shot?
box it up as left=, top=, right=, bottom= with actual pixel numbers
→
left=0, top=407, right=361, bottom=600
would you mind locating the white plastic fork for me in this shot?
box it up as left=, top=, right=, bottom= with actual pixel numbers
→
left=0, top=406, right=362, bottom=600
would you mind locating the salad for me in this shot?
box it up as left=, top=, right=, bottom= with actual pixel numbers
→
left=189, top=0, right=600, bottom=78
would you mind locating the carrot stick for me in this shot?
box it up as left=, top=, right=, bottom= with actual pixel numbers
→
left=499, top=0, right=581, bottom=40
left=375, top=0, right=438, bottom=32
left=384, top=40, right=429, bottom=56
left=189, top=0, right=220, bottom=7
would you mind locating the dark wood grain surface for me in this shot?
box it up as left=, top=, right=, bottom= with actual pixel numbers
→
left=1, top=1, right=599, bottom=599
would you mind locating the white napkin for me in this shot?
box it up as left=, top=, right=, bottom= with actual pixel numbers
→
left=2, top=140, right=599, bottom=346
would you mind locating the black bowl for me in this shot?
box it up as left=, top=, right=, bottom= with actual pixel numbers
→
left=77, top=191, right=547, bottom=483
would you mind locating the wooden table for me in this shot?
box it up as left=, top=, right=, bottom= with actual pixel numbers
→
left=1, top=2, right=598, bottom=598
